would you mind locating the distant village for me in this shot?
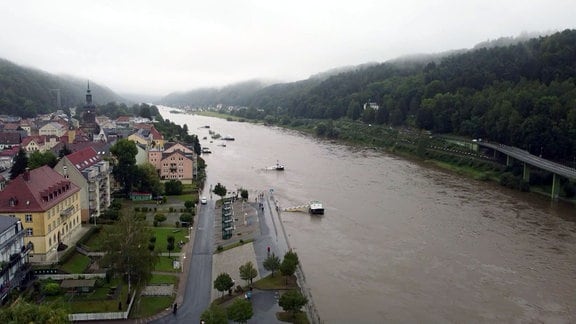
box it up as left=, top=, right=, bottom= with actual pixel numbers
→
left=0, top=84, right=197, bottom=302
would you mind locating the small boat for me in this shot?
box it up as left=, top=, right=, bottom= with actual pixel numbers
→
left=309, top=201, right=324, bottom=215
left=222, top=135, right=235, bottom=141
left=274, top=161, right=284, bottom=171
left=201, top=147, right=212, bottom=154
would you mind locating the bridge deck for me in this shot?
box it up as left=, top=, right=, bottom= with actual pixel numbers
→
left=478, top=142, right=576, bottom=180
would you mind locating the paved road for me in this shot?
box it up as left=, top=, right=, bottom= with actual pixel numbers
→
left=152, top=198, right=215, bottom=323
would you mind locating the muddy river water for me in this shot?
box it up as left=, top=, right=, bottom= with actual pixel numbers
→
left=160, top=106, right=576, bottom=323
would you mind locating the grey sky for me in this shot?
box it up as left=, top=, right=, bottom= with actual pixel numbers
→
left=0, top=1, right=574, bottom=96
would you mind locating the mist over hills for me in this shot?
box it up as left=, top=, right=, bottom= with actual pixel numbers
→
left=0, top=58, right=127, bottom=117
left=158, top=31, right=559, bottom=108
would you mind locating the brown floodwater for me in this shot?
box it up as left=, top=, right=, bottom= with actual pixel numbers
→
left=160, top=107, right=576, bottom=323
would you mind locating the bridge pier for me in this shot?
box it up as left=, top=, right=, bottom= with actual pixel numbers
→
left=523, top=163, right=530, bottom=182
left=506, top=155, right=512, bottom=167
left=551, top=173, right=560, bottom=200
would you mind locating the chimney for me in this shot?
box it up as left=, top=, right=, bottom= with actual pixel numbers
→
left=23, top=168, right=30, bottom=181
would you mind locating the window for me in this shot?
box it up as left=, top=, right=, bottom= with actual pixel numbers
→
left=48, top=224, right=51, bottom=232
left=25, top=214, right=32, bottom=222
left=26, top=228, right=33, bottom=236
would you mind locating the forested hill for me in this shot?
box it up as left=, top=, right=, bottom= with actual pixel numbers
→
left=161, top=80, right=267, bottom=107
left=0, top=58, right=126, bottom=117
left=169, top=29, right=576, bottom=162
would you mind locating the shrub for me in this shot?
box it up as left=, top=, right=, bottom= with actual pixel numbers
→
left=175, top=221, right=180, bottom=227
left=42, top=282, right=61, bottom=296
left=217, top=245, right=223, bottom=252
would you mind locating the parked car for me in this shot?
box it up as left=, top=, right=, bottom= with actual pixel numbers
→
left=200, top=197, right=207, bottom=204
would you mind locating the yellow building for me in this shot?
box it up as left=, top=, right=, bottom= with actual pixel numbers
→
left=0, top=166, right=82, bottom=262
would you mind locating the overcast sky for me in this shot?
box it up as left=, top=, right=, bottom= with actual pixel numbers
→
left=0, top=1, right=574, bottom=96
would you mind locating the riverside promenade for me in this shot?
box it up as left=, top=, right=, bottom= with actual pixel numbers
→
left=96, top=189, right=320, bottom=323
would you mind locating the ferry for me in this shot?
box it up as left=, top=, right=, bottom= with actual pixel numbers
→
left=309, top=201, right=324, bottom=215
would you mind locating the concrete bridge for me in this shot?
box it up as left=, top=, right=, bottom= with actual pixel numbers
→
left=477, top=142, right=576, bottom=199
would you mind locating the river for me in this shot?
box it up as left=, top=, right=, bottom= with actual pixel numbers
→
left=159, top=106, right=576, bottom=323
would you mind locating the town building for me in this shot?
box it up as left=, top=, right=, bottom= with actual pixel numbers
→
left=0, top=216, right=33, bottom=302
left=148, top=142, right=196, bottom=183
left=54, top=147, right=111, bottom=223
left=0, top=166, right=81, bottom=262
left=21, top=135, right=59, bottom=153
left=38, top=122, right=67, bottom=138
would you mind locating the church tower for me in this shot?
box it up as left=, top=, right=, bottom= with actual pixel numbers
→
left=81, top=81, right=99, bottom=140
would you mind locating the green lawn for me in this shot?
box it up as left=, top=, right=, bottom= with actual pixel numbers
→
left=131, top=296, right=174, bottom=318
left=60, top=252, right=91, bottom=274
left=53, top=279, right=130, bottom=314
left=154, top=256, right=181, bottom=272
left=83, top=225, right=112, bottom=251
left=150, top=227, right=189, bottom=253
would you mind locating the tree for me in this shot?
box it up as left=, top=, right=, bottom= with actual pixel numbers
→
left=101, top=213, right=158, bottom=291
left=280, top=258, right=297, bottom=285
left=135, top=163, right=163, bottom=196
left=278, top=290, right=308, bottom=318
left=0, top=300, right=70, bottom=323
left=240, top=188, right=249, bottom=200
left=200, top=304, right=227, bottom=324
left=213, top=272, right=234, bottom=298
left=284, top=250, right=300, bottom=266
left=239, top=261, right=258, bottom=285
left=154, top=213, right=166, bottom=226
left=28, top=150, right=57, bottom=169
left=227, top=298, right=253, bottom=324
left=110, top=139, right=138, bottom=195
left=10, top=148, right=28, bottom=179
left=167, top=235, right=175, bottom=258
left=164, top=179, right=183, bottom=195
left=263, top=253, right=281, bottom=277
left=213, top=182, right=227, bottom=198
left=184, top=200, right=194, bottom=211
left=179, top=212, right=193, bottom=225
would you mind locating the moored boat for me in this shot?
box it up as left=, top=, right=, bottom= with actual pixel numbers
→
left=274, top=161, right=284, bottom=171
left=309, top=201, right=324, bottom=215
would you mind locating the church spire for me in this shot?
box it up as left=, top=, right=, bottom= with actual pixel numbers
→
left=85, top=80, right=93, bottom=106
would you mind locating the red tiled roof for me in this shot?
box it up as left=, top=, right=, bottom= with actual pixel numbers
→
left=0, top=166, right=80, bottom=212
left=0, top=132, right=21, bottom=145
left=22, top=135, right=46, bottom=146
left=65, top=147, right=100, bottom=171
left=133, top=123, right=152, bottom=130
left=149, top=127, right=163, bottom=140
left=0, top=147, right=19, bottom=157
left=116, top=116, right=131, bottom=122
left=3, top=124, right=19, bottom=131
